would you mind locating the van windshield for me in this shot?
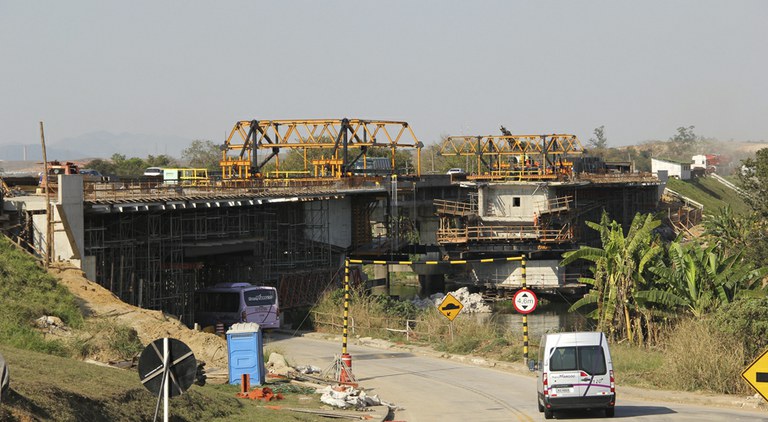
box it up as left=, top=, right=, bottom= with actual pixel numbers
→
left=195, top=292, right=239, bottom=313
left=550, top=346, right=606, bottom=375
left=243, top=289, right=276, bottom=307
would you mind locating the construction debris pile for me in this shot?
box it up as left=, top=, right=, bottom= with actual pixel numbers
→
left=411, top=287, right=492, bottom=313
left=237, top=386, right=284, bottom=402
left=261, top=352, right=397, bottom=414
left=318, top=385, right=390, bottom=409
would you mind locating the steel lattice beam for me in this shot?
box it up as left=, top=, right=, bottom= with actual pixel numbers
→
left=438, top=134, right=583, bottom=156
left=220, top=118, right=422, bottom=178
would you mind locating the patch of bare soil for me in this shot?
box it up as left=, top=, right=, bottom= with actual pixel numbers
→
left=51, top=266, right=228, bottom=370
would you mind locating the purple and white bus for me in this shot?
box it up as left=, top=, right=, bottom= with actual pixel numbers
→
left=194, top=282, right=280, bottom=330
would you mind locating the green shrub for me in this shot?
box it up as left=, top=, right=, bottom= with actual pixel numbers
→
left=108, top=324, right=143, bottom=360
left=80, top=319, right=143, bottom=360
left=711, top=297, right=768, bottom=360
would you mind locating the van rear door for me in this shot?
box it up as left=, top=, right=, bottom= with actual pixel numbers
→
left=548, top=345, right=583, bottom=399
left=549, top=343, right=610, bottom=399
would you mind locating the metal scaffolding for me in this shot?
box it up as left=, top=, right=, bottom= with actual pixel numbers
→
left=83, top=199, right=338, bottom=325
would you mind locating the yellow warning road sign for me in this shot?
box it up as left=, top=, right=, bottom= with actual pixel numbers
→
left=438, top=293, right=463, bottom=321
left=742, top=347, right=768, bottom=402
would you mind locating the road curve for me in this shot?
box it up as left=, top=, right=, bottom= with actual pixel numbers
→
left=266, top=333, right=768, bottom=421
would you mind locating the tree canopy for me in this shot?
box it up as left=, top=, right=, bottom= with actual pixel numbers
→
left=587, top=125, right=608, bottom=150
left=84, top=153, right=177, bottom=176
left=181, top=140, right=221, bottom=171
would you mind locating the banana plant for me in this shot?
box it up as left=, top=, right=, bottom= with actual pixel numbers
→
left=648, top=240, right=768, bottom=317
left=562, top=212, right=662, bottom=344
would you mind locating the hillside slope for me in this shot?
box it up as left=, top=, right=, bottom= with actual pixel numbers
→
left=666, top=176, right=750, bottom=216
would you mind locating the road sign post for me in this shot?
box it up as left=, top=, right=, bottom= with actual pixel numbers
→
left=438, top=293, right=464, bottom=321
left=513, top=257, right=538, bottom=364
left=138, top=338, right=196, bottom=422
left=439, top=293, right=463, bottom=342
left=742, top=347, right=768, bottom=402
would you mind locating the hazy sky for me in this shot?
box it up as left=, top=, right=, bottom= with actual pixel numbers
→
left=1, top=1, right=766, bottom=153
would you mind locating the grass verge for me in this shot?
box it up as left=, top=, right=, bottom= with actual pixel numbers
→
left=0, top=236, right=84, bottom=355
left=0, top=344, right=335, bottom=422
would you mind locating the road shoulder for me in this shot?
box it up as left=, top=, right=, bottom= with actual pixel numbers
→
left=282, top=330, right=768, bottom=414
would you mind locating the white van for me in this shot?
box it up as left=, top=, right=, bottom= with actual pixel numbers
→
left=536, top=331, right=615, bottom=419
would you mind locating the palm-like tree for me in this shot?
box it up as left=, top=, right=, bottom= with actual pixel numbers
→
left=648, top=240, right=768, bottom=318
left=561, top=212, right=662, bottom=344
left=702, top=205, right=753, bottom=254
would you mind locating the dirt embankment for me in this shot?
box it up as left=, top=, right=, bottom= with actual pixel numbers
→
left=51, top=266, right=228, bottom=370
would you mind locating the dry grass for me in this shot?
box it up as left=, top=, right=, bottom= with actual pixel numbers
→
left=660, top=318, right=749, bottom=394
left=610, top=343, right=665, bottom=389
left=312, top=288, right=525, bottom=361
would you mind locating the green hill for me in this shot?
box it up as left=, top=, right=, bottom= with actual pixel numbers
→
left=665, top=176, right=750, bottom=216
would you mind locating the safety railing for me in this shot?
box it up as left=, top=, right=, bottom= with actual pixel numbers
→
left=312, top=310, right=462, bottom=344
left=434, top=198, right=477, bottom=216
left=536, top=196, right=573, bottom=214
left=437, top=224, right=573, bottom=244
left=81, top=178, right=382, bottom=203
left=311, top=311, right=356, bottom=335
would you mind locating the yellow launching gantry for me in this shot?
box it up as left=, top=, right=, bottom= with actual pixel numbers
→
left=220, top=118, right=423, bottom=179
left=438, top=134, right=584, bottom=180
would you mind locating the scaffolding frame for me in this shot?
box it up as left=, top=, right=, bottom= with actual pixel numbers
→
left=83, top=199, right=338, bottom=324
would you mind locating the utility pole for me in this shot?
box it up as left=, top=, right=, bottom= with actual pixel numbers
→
left=40, top=121, right=53, bottom=268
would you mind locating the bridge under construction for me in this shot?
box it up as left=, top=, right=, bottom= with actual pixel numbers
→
left=0, top=118, right=669, bottom=325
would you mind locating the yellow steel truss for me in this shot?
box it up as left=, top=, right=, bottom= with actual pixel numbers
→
left=220, top=118, right=422, bottom=179
left=438, top=134, right=583, bottom=178
left=438, top=134, right=583, bottom=156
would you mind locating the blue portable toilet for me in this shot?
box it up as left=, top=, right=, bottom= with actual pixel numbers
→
left=226, top=322, right=264, bottom=385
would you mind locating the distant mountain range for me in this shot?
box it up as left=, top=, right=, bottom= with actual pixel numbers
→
left=0, top=131, right=197, bottom=161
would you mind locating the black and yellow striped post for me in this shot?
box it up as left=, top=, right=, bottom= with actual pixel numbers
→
left=343, top=258, right=350, bottom=355
left=521, top=256, right=529, bottom=365
left=342, top=255, right=527, bottom=371
left=341, top=257, right=352, bottom=382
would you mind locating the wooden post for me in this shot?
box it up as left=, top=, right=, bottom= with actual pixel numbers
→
left=40, top=122, right=52, bottom=268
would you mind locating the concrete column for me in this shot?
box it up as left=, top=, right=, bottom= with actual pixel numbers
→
left=418, top=274, right=445, bottom=296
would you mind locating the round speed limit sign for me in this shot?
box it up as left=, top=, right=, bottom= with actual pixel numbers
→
left=513, top=289, right=538, bottom=314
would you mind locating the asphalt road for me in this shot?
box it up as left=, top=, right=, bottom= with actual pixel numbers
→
left=266, top=333, right=768, bottom=422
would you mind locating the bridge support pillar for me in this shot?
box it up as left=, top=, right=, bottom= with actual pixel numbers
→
left=418, top=274, right=445, bottom=295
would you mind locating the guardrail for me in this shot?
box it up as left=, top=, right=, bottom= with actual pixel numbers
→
left=710, top=174, right=746, bottom=196
left=664, top=188, right=704, bottom=210
left=312, top=311, right=455, bottom=343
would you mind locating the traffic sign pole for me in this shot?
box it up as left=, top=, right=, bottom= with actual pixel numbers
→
left=343, top=258, right=350, bottom=356
left=340, top=258, right=353, bottom=383
left=522, top=257, right=528, bottom=365
left=139, top=338, right=196, bottom=422
left=163, top=337, right=169, bottom=422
